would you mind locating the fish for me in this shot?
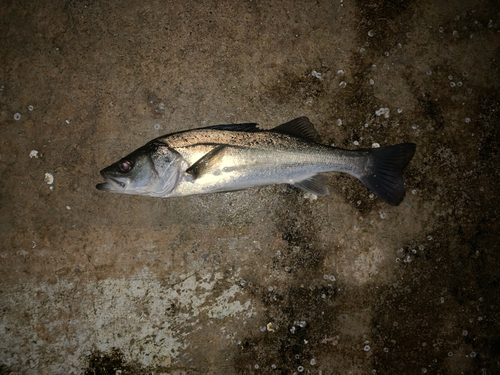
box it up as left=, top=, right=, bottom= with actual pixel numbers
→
left=96, top=117, right=416, bottom=206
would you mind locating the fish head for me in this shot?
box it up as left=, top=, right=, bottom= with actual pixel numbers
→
left=96, top=140, right=183, bottom=197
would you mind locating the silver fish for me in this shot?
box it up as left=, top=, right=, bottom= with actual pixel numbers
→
left=96, top=117, right=416, bottom=205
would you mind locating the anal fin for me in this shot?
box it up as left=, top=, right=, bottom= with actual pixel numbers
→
left=293, top=174, right=330, bottom=196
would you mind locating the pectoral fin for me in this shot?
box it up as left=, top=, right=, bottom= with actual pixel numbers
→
left=293, top=174, right=330, bottom=196
left=185, top=145, right=227, bottom=179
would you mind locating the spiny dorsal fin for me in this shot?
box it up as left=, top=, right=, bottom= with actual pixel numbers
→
left=271, top=117, right=319, bottom=142
left=202, top=123, right=259, bottom=132
left=293, top=174, right=330, bottom=196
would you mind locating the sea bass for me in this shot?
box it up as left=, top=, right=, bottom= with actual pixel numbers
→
left=96, top=117, right=416, bottom=206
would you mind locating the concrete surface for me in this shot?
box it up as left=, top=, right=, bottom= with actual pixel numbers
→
left=1, top=0, right=499, bottom=374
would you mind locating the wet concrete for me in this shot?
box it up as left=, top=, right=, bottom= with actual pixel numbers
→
left=1, top=0, right=499, bottom=374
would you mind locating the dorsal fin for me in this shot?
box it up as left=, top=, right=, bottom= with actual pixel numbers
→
left=271, top=117, right=319, bottom=142
left=202, top=123, right=260, bottom=132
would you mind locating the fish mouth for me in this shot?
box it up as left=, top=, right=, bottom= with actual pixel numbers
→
left=96, top=171, right=127, bottom=192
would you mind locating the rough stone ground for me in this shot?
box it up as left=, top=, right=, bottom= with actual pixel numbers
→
left=1, top=0, right=499, bottom=374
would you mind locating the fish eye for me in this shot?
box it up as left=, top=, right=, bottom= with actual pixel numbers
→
left=118, top=159, right=133, bottom=173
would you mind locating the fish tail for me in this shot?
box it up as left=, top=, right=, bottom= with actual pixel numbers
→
left=358, top=143, right=416, bottom=206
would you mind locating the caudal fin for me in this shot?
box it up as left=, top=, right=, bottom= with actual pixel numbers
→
left=359, top=143, right=416, bottom=206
